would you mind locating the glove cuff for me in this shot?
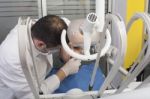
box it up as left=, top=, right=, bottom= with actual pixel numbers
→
left=60, top=67, right=69, bottom=77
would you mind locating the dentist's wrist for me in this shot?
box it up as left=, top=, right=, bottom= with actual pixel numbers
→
left=56, top=69, right=67, bottom=81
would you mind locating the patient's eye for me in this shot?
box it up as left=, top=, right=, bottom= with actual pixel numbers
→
left=73, top=47, right=81, bottom=50
left=73, top=47, right=82, bottom=53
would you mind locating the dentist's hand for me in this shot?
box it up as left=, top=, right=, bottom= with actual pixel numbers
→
left=61, top=58, right=81, bottom=77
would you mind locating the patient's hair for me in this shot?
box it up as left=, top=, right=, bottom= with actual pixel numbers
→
left=31, top=15, right=68, bottom=48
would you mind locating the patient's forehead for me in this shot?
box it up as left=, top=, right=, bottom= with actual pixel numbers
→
left=67, top=19, right=84, bottom=46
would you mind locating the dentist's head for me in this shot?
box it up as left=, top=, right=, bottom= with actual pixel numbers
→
left=31, top=15, right=68, bottom=55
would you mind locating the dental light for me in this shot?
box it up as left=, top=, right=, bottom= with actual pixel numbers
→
left=80, top=13, right=97, bottom=55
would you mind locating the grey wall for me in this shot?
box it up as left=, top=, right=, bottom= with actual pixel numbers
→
left=0, top=0, right=38, bottom=44
left=0, top=0, right=109, bottom=44
left=47, top=0, right=109, bottom=20
left=47, top=0, right=95, bottom=20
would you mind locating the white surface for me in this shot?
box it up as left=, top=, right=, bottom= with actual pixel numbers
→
left=0, top=88, right=16, bottom=99
left=101, top=87, right=150, bottom=99
left=96, top=0, right=105, bottom=32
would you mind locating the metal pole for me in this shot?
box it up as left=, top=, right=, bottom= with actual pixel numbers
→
left=96, top=0, right=105, bottom=32
left=42, top=0, right=47, bottom=16
left=37, top=0, right=42, bottom=18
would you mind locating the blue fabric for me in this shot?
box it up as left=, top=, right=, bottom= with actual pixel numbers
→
left=49, top=63, right=105, bottom=93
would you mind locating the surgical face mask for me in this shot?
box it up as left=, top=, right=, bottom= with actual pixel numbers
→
left=37, top=46, right=60, bottom=56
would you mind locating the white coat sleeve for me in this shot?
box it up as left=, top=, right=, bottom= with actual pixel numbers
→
left=41, top=75, right=60, bottom=94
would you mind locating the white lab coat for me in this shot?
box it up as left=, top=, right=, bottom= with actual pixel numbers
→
left=0, top=23, right=60, bottom=98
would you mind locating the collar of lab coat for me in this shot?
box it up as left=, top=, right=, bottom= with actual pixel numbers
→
left=26, top=20, right=49, bottom=57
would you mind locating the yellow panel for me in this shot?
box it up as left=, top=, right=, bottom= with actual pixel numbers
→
left=124, top=0, right=145, bottom=68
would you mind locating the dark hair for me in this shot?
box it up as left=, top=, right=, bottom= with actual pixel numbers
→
left=31, top=15, right=69, bottom=48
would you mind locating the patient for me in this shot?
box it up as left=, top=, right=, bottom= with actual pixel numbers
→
left=49, top=19, right=105, bottom=93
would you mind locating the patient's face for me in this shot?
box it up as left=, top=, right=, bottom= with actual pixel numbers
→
left=60, top=19, right=84, bottom=62
left=60, top=43, right=83, bottom=62
left=60, top=32, right=83, bottom=62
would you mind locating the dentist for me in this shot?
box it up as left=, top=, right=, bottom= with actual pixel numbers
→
left=0, top=15, right=81, bottom=99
